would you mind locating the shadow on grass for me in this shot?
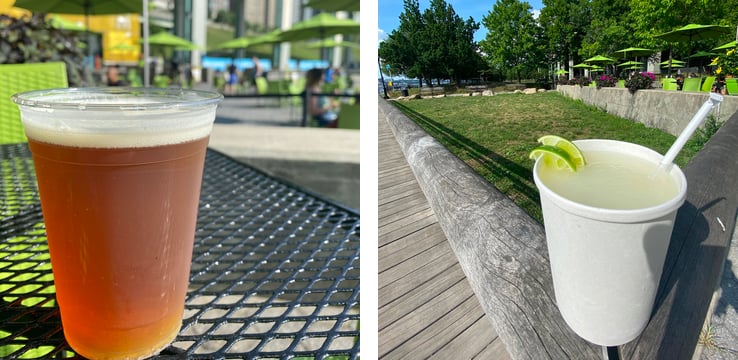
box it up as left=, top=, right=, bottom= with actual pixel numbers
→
left=391, top=101, right=541, bottom=219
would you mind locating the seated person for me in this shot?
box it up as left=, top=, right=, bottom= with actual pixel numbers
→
left=305, top=68, right=339, bottom=128
left=106, top=66, right=125, bottom=86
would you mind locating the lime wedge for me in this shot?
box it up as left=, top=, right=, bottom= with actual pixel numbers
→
left=536, top=135, right=586, bottom=168
left=529, top=145, right=578, bottom=171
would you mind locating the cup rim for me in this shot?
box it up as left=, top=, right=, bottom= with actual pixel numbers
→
left=11, top=87, right=223, bottom=111
left=533, top=139, right=688, bottom=223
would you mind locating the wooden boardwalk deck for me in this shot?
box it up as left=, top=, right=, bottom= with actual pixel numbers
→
left=378, top=109, right=512, bottom=359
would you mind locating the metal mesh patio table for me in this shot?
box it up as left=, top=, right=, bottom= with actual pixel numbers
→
left=0, top=143, right=360, bottom=359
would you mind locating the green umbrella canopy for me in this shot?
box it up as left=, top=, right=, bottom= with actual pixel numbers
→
left=590, top=65, right=604, bottom=70
left=555, top=69, right=569, bottom=75
left=306, top=38, right=360, bottom=50
left=572, top=63, right=592, bottom=68
left=659, top=59, right=685, bottom=65
left=48, top=14, right=87, bottom=32
left=714, top=40, right=737, bottom=51
left=305, top=0, right=359, bottom=12
left=660, top=62, right=684, bottom=68
left=14, top=0, right=141, bottom=15
left=617, top=60, right=643, bottom=67
left=215, top=30, right=282, bottom=51
left=613, top=47, right=653, bottom=59
left=277, top=13, right=360, bottom=42
left=584, top=55, right=616, bottom=63
left=145, top=31, right=200, bottom=50
left=688, top=51, right=719, bottom=58
left=654, top=23, right=732, bottom=43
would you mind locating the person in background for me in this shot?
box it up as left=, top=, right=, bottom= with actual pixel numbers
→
left=106, top=65, right=125, bottom=86
left=225, top=63, right=239, bottom=95
left=305, top=68, right=339, bottom=128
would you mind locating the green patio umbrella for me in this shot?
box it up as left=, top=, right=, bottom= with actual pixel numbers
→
left=584, top=55, right=616, bottom=63
left=215, top=30, right=282, bottom=51
left=277, top=13, right=360, bottom=43
left=305, top=0, right=360, bottom=12
left=659, top=59, right=685, bottom=65
left=617, top=61, right=643, bottom=67
left=572, top=63, right=592, bottom=68
left=145, top=31, right=200, bottom=51
left=654, top=23, right=732, bottom=43
left=714, top=40, right=736, bottom=51
left=306, top=38, right=360, bottom=50
left=49, top=15, right=87, bottom=32
left=555, top=69, right=569, bottom=75
left=613, top=47, right=653, bottom=59
left=654, top=23, right=732, bottom=67
left=688, top=51, right=719, bottom=59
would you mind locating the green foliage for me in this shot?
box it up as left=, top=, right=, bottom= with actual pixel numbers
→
left=595, top=74, right=616, bottom=88
left=625, top=72, right=655, bottom=92
left=572, top=77, right=591, bottom=86
left=693, top=115, right=723, bottom=149
left=378, top=0, right=483, bottom=85
left=480, top=0, right=543, bottom=82
left=0, top=14, right=85, bottom=86
left=716, top=48, right=738, bottom=76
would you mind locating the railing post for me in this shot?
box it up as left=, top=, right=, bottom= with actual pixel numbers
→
left=301, top=90, right=309, bottom=127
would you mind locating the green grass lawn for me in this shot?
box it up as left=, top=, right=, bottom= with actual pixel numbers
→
left=390, top=91, right=706, bottom=221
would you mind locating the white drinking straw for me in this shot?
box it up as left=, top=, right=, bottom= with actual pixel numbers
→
left=659, top=93, right=724, bottom=169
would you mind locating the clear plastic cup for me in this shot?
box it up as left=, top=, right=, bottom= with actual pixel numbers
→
left=12, top=87, right=222, bottom=359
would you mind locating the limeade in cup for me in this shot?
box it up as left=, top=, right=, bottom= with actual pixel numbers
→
left=12, top=88, right=222, bottom=359
left=533, top=139, right=687, bottom=346
left=537, top=148, right=680, bottom=209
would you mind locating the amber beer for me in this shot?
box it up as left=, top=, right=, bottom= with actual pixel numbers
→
left=13, top=88, right=222, bottom=359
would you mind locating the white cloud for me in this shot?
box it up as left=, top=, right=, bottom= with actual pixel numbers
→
left=378, top=28, right=388, bottom=46
left=532, top=9, right=540, bottom=19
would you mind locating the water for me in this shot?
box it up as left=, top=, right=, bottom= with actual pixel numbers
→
left=201, top=56, right=328, bottom=72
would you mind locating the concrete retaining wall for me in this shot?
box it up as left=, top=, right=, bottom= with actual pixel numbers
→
left=557, top=85, right=738, bottom=136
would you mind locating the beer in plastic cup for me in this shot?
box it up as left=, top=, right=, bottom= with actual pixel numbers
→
left=12, top=87, right=222, bottom=359
left=533, top=139, right=687, bottom=346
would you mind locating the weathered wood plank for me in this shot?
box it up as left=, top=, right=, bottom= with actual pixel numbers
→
left=428, top=316, right=509, bottom=360
left=378, top=241, right=456, bottom=307
left=379, top=192, right=431, bottom=224
left=474, top=338, right=514, bottom=359
left=378, top=210, right=437, bottom=247
left=379, top=282, right=476, bottom=358
left=378, top=224, right=445, bottom=271
left=379, top=262, right=466, bottom=327
left=378, top=105, right=510, bottom=359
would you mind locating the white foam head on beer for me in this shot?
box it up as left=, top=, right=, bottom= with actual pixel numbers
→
left=16, top=91, right=219, bottom=148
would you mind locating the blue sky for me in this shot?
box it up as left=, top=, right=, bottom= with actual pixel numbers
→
left=377, top=0, right=545, bottom=45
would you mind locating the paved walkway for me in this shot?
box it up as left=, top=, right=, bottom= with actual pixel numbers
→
left=378, top=106, right=511, bottom=359
left=202, top=88, right=360, bottom=209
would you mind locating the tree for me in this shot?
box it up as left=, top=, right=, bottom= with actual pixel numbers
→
left=480, top=0, right=543, bottom=82
left=378, top=0, right=483, bottom=86
left=422, top=0, right=482, bottom=85
left=580, top=0, right=631, bottom=57
left=378, top=0, right=427, bottom=85
left=538, top=0, right=590, bottom=70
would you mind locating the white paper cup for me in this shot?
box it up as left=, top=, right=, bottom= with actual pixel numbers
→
left=533, top=139, right=687, bottom=346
